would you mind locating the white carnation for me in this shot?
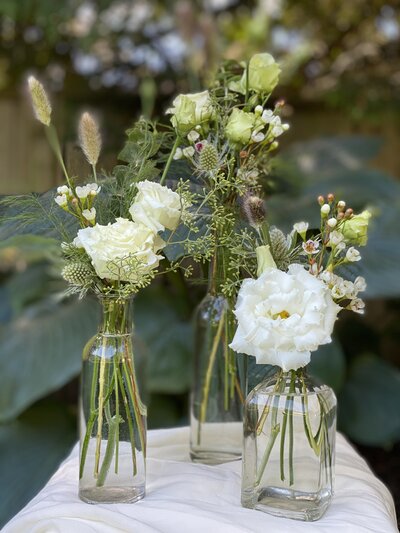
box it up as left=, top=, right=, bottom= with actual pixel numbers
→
left=129, top=180, right=184, bottom=233
left=230, top=264, right=341, bottom=371
left=76, top=217, right=164, bottom=282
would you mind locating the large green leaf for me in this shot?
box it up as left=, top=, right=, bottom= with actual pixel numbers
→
left=0, top=401, right=76, bottom=528
left=308, top=340, right=346, bottom=392
left=0, top=297, right=98, bottom=422
left=135, top=287, right=193, bottom=394
left=338, top=354, right=400, bottom=446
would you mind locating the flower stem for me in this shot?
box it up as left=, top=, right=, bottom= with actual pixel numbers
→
left=94, top=351, right=107, bottom=477
left=160, top=136, right=180, bottom=185
left=116, top=366, right=137, bottom=476
left=113, top=358, right=120, bottom=474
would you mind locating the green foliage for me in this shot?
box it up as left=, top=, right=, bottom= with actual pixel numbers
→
left=338, top=355, right=400, bottom=446
left=0, top=400, right=76, bottom=528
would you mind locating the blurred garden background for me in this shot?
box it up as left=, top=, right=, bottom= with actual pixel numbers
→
left=0, top=0, right=399, bottom=527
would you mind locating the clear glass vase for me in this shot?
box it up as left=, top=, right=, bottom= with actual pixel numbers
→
left=79, top=296, right=146, bottom=504
left=242, top=368, right=336, bottom=521
left=190, top=250, right=246, bottom=464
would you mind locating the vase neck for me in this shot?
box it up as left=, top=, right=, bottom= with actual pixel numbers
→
left=98, top=296, right=133, bottom=335
left=208, top=247, right=226, bottom=296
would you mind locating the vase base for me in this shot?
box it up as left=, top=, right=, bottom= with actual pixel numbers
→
left=79, top=485, right=145, bottom=504
left=241, top=486, right=332, bottom=522
left=190, top=449, right=241, bottom=465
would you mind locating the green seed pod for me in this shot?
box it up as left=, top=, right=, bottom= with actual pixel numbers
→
left=62, top=262, right=92, bottom=285
left=199, top=143, right=219, bottom=171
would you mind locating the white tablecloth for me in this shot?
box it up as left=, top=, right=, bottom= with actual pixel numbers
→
left=3, top=426, right=397, bottom=533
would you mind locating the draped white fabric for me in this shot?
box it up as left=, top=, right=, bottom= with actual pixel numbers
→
left=4, top=426, right=397, bottom=533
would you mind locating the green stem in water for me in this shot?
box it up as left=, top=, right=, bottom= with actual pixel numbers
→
left=113, top=358, right=120, bottom=474
left=288, top=371, right=296, bottom=486
left=199, top=309, right=226, bottom=426
left=94, top=353, right=107, bottom=477
left=116, top=366, right=137, bottom=476
left=96, top=416, right=118, bottom=487
left=160, top=136, right=180, bottom=185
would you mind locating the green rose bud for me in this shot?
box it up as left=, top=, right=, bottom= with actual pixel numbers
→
left=225, top=108, right=256, bottom=145
left=341, top=210, right=371, bottom=246
left=167, top=90, right=214, bottom=135
left=256, top=245, right=277, bottom=277
left=230, top=53, right=281, bottom=95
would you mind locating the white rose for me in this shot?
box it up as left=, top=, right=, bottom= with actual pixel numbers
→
left=76, top=217, right=164, bottom=282
left=230, top=264, right=341, bottom=371
left=129, top=180, right=184, bottom=233
left=167, top=90, right=214, bottom=135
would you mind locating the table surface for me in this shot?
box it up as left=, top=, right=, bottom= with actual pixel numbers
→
left=3, top=426, right=398, bottom=533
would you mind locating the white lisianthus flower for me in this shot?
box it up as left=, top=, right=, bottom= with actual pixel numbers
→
left=55, top=194, right=68, bottom=207
left=167, top=90, right=214, bottom=135
left=230, top=264, right=341, bottom=371
left=82, top=207, right=96, bottom=222
left=346, top=246, right=361, bottom=262
left=129, top=180, right=184, bottom=233
left=76, top=218, right=164, bottom=282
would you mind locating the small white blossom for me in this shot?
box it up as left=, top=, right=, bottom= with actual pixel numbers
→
left=82, top=207, right=96, bottom=221
left=329, top=231, right=344, bottom=246
left=331, top=283, right=346, bottom=299
left=182, top=146, right=195, bottom=158
left=302, top=239, right=320, bottom=254
left=173, top=147, right=183, bottom=160
left=255, top=105, right=263, bottom=115
left=327, top=217, right=337, bottom=228
left=271, top=125, right=284, bottom=137
left=57, top=185, right=72, bottom=195
left=75, top=185, right=90, bottom=199
left=343, top=280, right=357, bottom=299
left=55, top=194, right=68, bottom=207
left=348, top=298, right=365, bottom=314
left=251, top=131, right=265, bottom=143
left=293, top=221, right=309, bottom=239
left=321, top=204, right=330, bottom=215
left=86, top=183, right=101, bottom=195
left=261, top=109, right=274, bottom=123
left=187, top=130, right=200, bottom=142
left=334, top=242, right=346, bottom=256
left=354, top=276, right=367, bottom=293
left=346, top=247, right=361, bottom=262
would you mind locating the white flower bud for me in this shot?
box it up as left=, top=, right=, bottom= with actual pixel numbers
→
left=354, top=276, right=367, bottom=292
left=255, top=105, right=263, bottom=115
left=173, top=147, right=183, bottom=160
left=261, top=109, right=274, bottom=124
left=337, top=200, right=346, bottom=208
left=182, top=146, right=195, bottom=158
left=327, top=217, right=337, bottom=228
left=282, top=123, right=290, bottom=131
left=321, top=204, right=330, bottom=215
left=187, top=130, right=200, bottom=142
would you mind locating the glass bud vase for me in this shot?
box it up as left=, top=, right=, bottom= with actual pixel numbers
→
left=242, top=368, right=336, bottom=521
left=190, top=250, right=246, bottom=464
left=79, top=296, right=147, bottom=504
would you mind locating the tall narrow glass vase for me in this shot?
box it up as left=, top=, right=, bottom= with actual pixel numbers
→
left=79, top=296, right=146, bottom=504
left=242, top=369, right=336, bottom=521
left=190, top=250, right=246, bottom=464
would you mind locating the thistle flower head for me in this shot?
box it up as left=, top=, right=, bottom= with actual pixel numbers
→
left=28, top=76, right=52, bottom=126
left=242, top=194, right=266, bottom=228
left=78, top=112, right=101, bottom=166
left=62, top=261, right=93, bottom=286
left=198, top=142, right=219, bottom=171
